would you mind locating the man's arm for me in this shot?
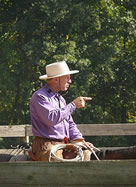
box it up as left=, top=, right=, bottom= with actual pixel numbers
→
left=68, top=115, right=83, bottom=140
left=30, top=93, right=76, bottom=127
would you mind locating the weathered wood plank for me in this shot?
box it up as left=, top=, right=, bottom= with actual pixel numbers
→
left=0, top=149, right=26, bottom=162
left=0, top=125, right=26, bottom=137
left=26, top=123, right=136, bottom=136
left=77, top=123, right=136, bottom=136
left=0, top=123, right=136, bottom=138
left=0, top=160, right=136, bottom=186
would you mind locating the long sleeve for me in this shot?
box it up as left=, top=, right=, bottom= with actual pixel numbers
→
left=31, top=93, right=75, bottom=127
left=68, top=115, right=83, bottom=140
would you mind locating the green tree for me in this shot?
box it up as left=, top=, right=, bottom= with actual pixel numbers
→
left=0, top=0, right=136, bottom=126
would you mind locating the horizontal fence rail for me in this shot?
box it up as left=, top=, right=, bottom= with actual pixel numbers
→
left=0, top=125, right=26, bottom=137
left=77, top=123, right=136, bottom=136
left=0, top=123, right=136, bottom=143
left=0, top=161, right=136, bottom=186
left=0, top=123, right=136, bottom=137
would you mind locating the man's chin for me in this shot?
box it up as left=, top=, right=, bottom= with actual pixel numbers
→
left=61, top=88, right=68, bottom=92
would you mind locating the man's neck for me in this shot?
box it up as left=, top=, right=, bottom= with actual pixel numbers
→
left=47, top=83, right=59, bottom=93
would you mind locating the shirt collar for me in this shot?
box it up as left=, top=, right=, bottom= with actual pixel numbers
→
left=44, top=84, right=59, bottom=98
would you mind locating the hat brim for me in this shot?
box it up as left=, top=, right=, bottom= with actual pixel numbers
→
left=39, top=70, right=79, bottom=80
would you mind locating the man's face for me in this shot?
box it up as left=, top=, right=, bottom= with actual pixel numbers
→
left=59, top=75, right=72, bottom=91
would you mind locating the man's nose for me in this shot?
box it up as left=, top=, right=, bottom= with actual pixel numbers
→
left=68, top=79, right=72, bottom=83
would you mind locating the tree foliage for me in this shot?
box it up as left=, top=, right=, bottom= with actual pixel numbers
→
left=0, top=0, right=136, bottom=126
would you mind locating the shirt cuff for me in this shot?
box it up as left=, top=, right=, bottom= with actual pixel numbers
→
left=71, top=102, right=76, bottom=109
left=67, top=102, right=76, bottom=114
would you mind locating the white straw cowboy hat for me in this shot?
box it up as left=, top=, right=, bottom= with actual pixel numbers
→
left=39, top=61, right=79, bottom=80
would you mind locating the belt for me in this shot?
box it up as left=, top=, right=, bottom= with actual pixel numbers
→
left=35, top=136, right=65, bottom=142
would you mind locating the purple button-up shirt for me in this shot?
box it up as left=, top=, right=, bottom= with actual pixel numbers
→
left=30, top=85, right=83, bottom=140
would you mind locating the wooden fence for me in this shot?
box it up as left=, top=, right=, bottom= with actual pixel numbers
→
left=0, top=123, right=136, bottom=186
left=0, top=123, right=136, bottom=143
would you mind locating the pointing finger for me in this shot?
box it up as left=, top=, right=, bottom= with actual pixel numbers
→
left=82, top=97, right=92, bottom=101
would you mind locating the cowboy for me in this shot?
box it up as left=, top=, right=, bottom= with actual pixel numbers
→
left=30, top=61, right=93, bottom=161
left=30, top=61, right=136, bottom=161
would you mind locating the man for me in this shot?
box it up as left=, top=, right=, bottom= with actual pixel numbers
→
left=30, top=61, right=93, bottom=161
left=30, top=61, right=136, bottom=161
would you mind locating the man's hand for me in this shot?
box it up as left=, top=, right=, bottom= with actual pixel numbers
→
left=72, top=96, right=92, bottom=108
